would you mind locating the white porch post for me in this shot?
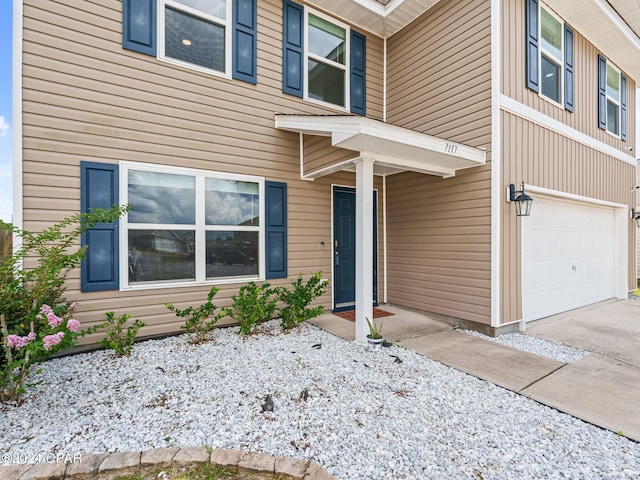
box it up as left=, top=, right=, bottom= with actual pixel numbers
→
left=355, top=157, right=374, bottom=343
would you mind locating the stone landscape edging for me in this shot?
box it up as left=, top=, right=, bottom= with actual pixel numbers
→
left=0, top=446, right=337, bottom=480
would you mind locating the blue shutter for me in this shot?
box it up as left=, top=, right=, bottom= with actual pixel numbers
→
left=621, top=73, right=627, bottom=141
left=564, top=25, right=574, bottom=112
left=282, top=0, right=303, bottom=97
left=350, top=30, right=366, bottom=116
left=81, top=162, right=120, bottom=292
left=265, top=181, right=287, bottom=279
left=232, top=0, right=258, bottom=84
left=525, top=0, right=539, bottom=92
left=598, top=54, right=607, bottom=130
left=122, top=0, right=157, bottom=56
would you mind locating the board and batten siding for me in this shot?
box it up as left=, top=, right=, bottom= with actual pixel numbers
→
left=501, top=0, right=636, bottom=152
left=384, top=0, right=493, bottom=325
left=500, top=0, right=637, bottom=323
left=500, top=111, right=637, bottom=323
left=20, top=0, right=384, bottom=342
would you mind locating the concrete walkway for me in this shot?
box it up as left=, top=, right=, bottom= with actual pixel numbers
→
left=311, top=300, right=640, bottom=442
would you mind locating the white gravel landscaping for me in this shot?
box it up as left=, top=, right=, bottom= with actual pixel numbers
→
left=1, top=321, right=638, bottom=479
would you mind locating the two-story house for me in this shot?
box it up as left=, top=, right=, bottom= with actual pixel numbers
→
left=12, top=0, right=639, bottom=343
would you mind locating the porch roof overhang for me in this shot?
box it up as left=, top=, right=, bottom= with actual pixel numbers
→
left=274, top=114, right=486, bottom=179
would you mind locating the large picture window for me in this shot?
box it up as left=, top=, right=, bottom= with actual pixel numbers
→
left=122, top=163, right=263, bottom=288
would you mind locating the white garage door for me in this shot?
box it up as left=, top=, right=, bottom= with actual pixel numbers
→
left=522, top=197, right=619, bottom=321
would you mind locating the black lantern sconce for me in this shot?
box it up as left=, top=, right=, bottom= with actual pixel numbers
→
left=631, top=208, right=640, bottom=228
left=507, top=182, right=533, bottom=217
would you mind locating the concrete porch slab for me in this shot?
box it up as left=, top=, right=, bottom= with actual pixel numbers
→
left=522, top=354, right=640, bottom=441
left=399, top=330, right=564, bottom=392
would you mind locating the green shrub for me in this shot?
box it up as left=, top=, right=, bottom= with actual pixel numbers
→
left=0, top=206, right=128, bottom=404
left=165, top=286, right=224, bottom=344
left=99, top=311, right=145, bottom=356
left=278, top=272, right=327, bottom=330
left=225, top=282, right=278, bottom=335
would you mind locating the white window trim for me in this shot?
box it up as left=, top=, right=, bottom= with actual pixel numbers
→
left=157, top=0, right=233, bottom=79
left=538, top=4, right=564, bottom=108
left=119, top=161, right=265, bottom=291
left=605, top=61, right=622, bottom=138
left=303, top=7, right=351, bottom=112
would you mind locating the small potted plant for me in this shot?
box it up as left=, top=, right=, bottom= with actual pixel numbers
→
left=366, top=317, right=383, bottom=347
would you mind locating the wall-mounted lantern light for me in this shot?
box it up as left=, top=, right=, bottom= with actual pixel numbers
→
left=507, top=182, right=533, bottom=217
left=631, top=208, right=640, bottom=228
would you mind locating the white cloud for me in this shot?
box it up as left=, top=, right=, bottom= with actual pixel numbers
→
left=0, top=116, right=9, bottom=138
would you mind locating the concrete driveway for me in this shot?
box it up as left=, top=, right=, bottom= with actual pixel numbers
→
left=522, top=299, right=640, bottom=441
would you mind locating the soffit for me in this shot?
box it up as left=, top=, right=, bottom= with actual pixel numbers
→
left=546, top=0, right=640, bottom=80
left=303, top=0, right=440, bottom=37
left=274, top=114, right=486, bottom=178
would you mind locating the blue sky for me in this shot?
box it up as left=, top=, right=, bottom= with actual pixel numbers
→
left=0, top=1, right=11, bottom=223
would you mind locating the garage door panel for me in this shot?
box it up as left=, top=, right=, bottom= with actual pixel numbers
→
left=522, top=197, right=616, bottom=321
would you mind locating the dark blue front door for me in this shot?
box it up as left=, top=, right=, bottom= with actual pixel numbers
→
left=333, top=187, right=377, bottom=310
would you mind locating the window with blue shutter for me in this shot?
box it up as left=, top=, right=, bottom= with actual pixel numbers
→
left=525, top=0, right=573, bottom=111
left=598, top=55, right=607, bottom=130
left=233, top=0, right=258, bottom=84
left=265, top=181, right=288, bottom=280
left=350, top=30, right=366, bottom=116
left=525, top=0, right=539, bottom=92
left=81, top=162, right=120, bottom=292
left=122, top=0, right=257, bottom=84
left=283, top=0, right=304, bottom=97
left=282, top=1, right=366, bottom=114
left=598, top=55, right=626, bottom=139
left=123, top=0, right=157, bottom=56
left=564, top=25, right=574, bottom=112
left=621, top=74, right=627, bottom=141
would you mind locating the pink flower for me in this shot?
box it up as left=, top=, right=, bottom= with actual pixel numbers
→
left=6, top=333, right=35, bottom=349
left=6, top=335, right=27, bottom=349
left=46, top=312, right=63, bottom=328
left=68, top=302, right=78, bottom=313
left=40, top=304, right=53, bottom=316
left=43, top=332, right=65, bottom=350
left=67, top=319, right=80, bottom=333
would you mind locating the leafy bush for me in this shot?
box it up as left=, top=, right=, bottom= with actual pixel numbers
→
left=0, top=206, right=127, bottom=404
left=99, top=311, right=145, bottom=356
left=225, top=282, right=278, bottom=335
left=278, top=272, right=327, bottom=330
left=165, top=286, right=224, bottom=344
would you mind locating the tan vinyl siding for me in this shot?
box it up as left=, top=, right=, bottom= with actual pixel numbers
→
left=386, top=0, right=492, bottom=147
left=20, top=0, right=384, bottom=342
left=383, top=0, right=493, bottom=324
left=303, top=136, right=358, bottom=176
left=501, top=0, right=636, bottom=151
left=500, top=111, right=637, bottom=323
left=386, top=166, right=492, bottom=323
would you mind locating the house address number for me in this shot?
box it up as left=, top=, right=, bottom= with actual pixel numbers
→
left=444, top=143, right=458, bottom=154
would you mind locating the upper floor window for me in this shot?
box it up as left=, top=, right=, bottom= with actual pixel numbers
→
left=605, top=64, right=621, bottom=135
left=159, top=0, right=230, bottom=75
left=598, top=55, right=627, bottom=140
left=122, top=0, right=257, bottom=84
left=306, top=12, right=348, bottom=109
left=525, top=0, right=574, bottom=112
left=539, top=8, right=563, bottom=104
left=283, top=0, right=366, bottom=115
